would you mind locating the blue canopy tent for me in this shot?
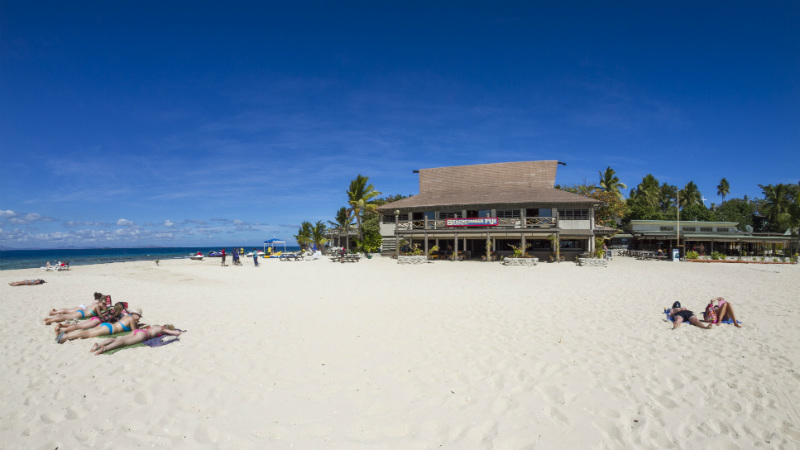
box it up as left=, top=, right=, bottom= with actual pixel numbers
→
left=264, top=238, right=287, bottom=256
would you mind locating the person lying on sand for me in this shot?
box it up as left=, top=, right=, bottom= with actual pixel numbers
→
left=668, top=301, right=711, bottom=330
left=58, top=309, right=144, bottom=344
left=91, top=324, right=181, bottom=355
left=48, top=292, right=105, bottom=316
left=54, top=302, right=127, bottom=335
left=9, top=279, right=46, bottom=286
left=44, top=300, right=106, bottom=325
left=704, top=297, right=742, bottom=328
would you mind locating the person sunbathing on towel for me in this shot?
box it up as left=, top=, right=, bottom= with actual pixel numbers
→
left=54, top=302, right=126, bottom=335
left=704, top=297, right=742, bottom=328
left=9, top=279, right=46, bottom=286
left=91, top=324, right=181, bottom=355
left=668, top=301, right=711, bottom=329
left=45, top=299, right=106, bottom=325
left=48, top=292, right=105, bottom=316
left=58, top=309, right=144, bottom=343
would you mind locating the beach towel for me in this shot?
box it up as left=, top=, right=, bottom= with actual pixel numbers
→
left=663, top=308, right=740, bottom=324
left=101, top=329, right=185, bottom=355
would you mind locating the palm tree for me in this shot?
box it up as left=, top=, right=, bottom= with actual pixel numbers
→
left=630, top=174, right=660, bottom=209
left=760, top=184, right=792, bottom=232
left=328, top=207, right=353, bottom=248
left=679, top=181, right=703, bottom=208
left=346, top=174, right=382, bottom=244
left=310, top=220, right=328, bottom=251
left=787, top=195, right=800, bottom=254
left=717, top=178, right=730, bottom=204
left=599, top=166, right=627, bottom=199
left=294, top=221, right=313, bottom=250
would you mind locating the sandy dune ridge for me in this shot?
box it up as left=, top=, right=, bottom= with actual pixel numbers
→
left=1, top=255, right=798, bottom=449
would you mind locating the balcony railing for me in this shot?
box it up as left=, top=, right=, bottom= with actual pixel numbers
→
left=396, top=217, right=557, bottom=231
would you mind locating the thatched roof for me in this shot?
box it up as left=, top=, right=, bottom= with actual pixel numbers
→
left=376, top=160, right=600, bottom=212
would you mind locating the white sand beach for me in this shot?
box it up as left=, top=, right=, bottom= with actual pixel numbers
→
left=1, top=255, right=799, bottom=449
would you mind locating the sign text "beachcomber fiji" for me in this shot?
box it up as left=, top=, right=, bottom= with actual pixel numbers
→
left=445, top=218, right=499, bottom=227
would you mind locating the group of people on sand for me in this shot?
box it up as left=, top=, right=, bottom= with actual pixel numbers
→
left=43, top=292, right=181, bottom=355
left=667, top=297, right=742, bottom=330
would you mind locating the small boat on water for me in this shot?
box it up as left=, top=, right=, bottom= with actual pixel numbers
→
left=207, top=251, right=223, bottom=257
left=190, top=253, right=204, bottom=260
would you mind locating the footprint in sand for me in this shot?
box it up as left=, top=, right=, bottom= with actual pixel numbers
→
left=537, top=385, right=565, bottom=405
left=134, top=390, right=153, bottom=405
left=195, top=424, right=221, bottom=443
left=549, top=406, right=569, bottom=425
left=40, top=411, right=65, bottom=424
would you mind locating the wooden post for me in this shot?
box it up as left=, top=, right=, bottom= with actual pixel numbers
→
left=556, top=231, right=561, bottom=262
left=424, top=217, right=429, bottom=261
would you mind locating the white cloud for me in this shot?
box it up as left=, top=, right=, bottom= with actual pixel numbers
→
left=163, top=220, right=175, bottom=227
left=0, top=210, right=16, bottom=218
left=117, top=219, right=135, bottom=226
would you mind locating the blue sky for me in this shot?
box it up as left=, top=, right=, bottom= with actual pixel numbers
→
left=1, top=1, right=798, bottom=249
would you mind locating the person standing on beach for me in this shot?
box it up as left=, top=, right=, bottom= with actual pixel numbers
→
left=253, top=249, right=259, bottom=267
left=221, top=248, right=227, bottom=266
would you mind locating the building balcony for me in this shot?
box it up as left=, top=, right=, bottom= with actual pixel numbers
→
left=396, top=217, right=557, bottom=231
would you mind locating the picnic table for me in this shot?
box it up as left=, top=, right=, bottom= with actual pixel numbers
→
left=330, top=254, right=362, bottom=263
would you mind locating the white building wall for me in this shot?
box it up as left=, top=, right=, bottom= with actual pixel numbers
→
left=559, top=219, right=591, bottom=230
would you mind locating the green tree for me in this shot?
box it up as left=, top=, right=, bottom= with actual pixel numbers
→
left=599, top=166, right=627, bottom=199
left=328, top=207, right=353, bottom=243
left=375, top=193, right=411, bottom=205
left=346, top=174, right=382, bottom=246
left=717, top=178, right=730, bottom=204
left=679, top=181, right=703, bottom=208
left=679, top=204, right=717, bottom=222
left=628, top=174, right=661, bottom=209
left=658, top=183, right=678, bottom=213
left=310, top=220, right=328, bottom=251
left=786, top=194, right=800, bottom=254
left=559, top=182, right=629, bottom=228
left=759, top=183, right=795, bottom=232
left=354, top=213, right=383, bottom=253
left=716, top=198, right=756, bottom=230
left=294, top=221, right=313, bottom=250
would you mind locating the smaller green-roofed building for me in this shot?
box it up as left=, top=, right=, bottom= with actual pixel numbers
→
left=618, top=220, right=796, bottom=257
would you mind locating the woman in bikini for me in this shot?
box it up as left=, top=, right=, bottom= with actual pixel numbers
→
left=668, top=301, right=712, bottom=329
left=54, top=302, right=126, bottom=335
left=9, top=279, right=46, bottom=286
left=44, top=300, right=107, bottom=325
left=48, top=292, right=106, bottom=316
left=58, top=309, right=143, bottom=343
left=703, top=297, right=742, bottom=328
left=90, top=324, right=181, bottom=355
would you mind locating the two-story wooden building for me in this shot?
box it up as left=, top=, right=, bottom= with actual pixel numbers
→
left=376, top=160, right=604, bottom=260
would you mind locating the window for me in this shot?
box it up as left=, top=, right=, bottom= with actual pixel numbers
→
left=440, top=211, right=460, bottom=219
left=682, top=227, right=696, bottom=232
left=716, top=227, right=730, bottom=232
left=660, top=226, right=674, bottom=231
left=496, top=209, right=521, bottom=218
left=700, top=227, right=713, bottom=232
left=558, top=209, right=589, bottom=220
left=382, top=214, right=409, bottom=223
left=559, top=239, right=585, bottom=250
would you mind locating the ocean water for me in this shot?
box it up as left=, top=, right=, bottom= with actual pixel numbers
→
left=0, top=246, right=301, bottom=271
